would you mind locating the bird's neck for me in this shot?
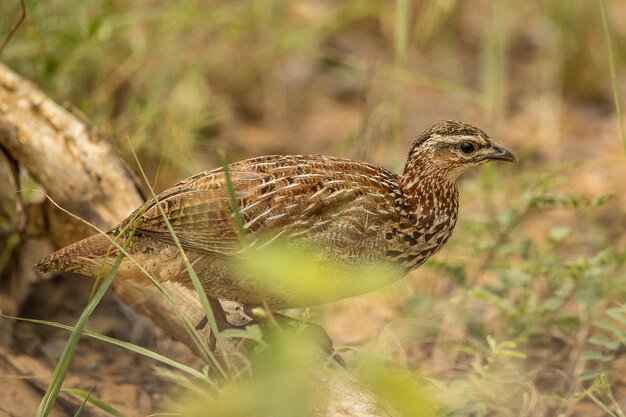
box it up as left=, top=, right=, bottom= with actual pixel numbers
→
left=400, top=162, right=459, bottom=226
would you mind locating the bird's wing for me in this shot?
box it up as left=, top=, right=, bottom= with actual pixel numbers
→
left=129, top=155, right=401, bottom=256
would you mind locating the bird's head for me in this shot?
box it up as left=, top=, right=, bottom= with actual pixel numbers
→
left=403, top=120, right=515, bottom=184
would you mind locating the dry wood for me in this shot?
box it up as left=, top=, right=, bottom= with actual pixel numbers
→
left=0, top=60, right=217, bottom=357
left=0, top=61, right=396, bottom=417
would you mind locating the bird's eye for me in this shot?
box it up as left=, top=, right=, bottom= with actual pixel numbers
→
left=459, top=141, right=476, bottom=154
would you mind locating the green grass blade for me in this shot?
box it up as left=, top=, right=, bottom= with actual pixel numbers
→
left=219, top=151, right=249, bottom=247
left=64, top=389, right=129, bottom=417
left=584, top=389, right=620, bottom=417
left=2, top=313, right=206, bottom=379
left=600, top=0, right=626, bottom=153
left=127, top=140, right=231, bottom=377
left=43, top=192, right=220, bottom=373
left=394, top=0, right=409, bottom=66
left=72, top=386, right=91, bottom=417
left=35, top=235, right=134, bottom=417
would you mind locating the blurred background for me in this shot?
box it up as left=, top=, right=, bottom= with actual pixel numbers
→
left=1, top=0, right=626, bottom=416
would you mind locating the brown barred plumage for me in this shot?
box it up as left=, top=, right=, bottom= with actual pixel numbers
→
left=35, top=120, right=514, bottom=310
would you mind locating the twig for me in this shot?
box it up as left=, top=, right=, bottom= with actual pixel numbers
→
left=0, top=0, right=26, bottom=56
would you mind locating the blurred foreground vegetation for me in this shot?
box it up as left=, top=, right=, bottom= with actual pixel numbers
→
left=2, top=0, right=626, bottom=416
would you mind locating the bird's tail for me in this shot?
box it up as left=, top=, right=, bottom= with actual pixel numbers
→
left=34, top=233, right=115, bottom=276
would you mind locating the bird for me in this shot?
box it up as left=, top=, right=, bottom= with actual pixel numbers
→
left=35, top=120, right=514, bottom=331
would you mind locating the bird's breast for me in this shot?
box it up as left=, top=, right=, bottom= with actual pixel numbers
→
left=385, top=186, right=459, bottom=273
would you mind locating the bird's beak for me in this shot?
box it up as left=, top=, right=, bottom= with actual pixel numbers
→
left=485, top=142, right=516, bottom=163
